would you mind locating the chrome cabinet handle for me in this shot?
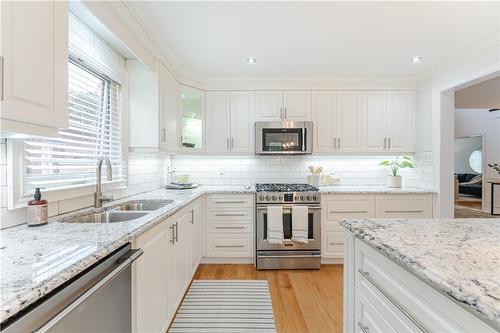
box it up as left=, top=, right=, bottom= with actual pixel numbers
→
left=215, top=226, right=246, bottom=229
left=388, top=137, right=391, bottom=149
left=338, top=137, right=341, bottom=148
left=333, top=137, right=337, bottom=149
left=231, top=137, right=234, bottom=149
left=329, top=242, right=343, bottom=246
left=169, top=224, right=175, bottom=244
left=280, top=107, right=284, bottom=119
left=214, top=213, right=246, bottom=216
left=226, top=138, right=229, bottom=149
left=215, top=245, right=245, bottom=248
left=329, top=210, right=368, bottom=214
left=174, top=221, right=179, bottom=242
left=161, top=128, right=166, bottom=142
left=284, top=107, right=287, bottom=119
left=384, top=210, right=423, bottom=213
left=384, top=138, right=387, bottom=149
left=190, top=209, right=194, bottom=224
left=358, top=269, right=429, bottom=333
left=214, top=200, right=246, bottom=204
left=357, top=322, right=369, bottom=333
left=35, top=249, right=143, bottom=333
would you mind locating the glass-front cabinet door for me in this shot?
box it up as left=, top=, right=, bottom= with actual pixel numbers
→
left=180, top=85, right=204, bottom=151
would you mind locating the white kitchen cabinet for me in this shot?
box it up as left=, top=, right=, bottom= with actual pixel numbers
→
left=188, top=199, right=203, bottom=275
left=255, top=91, right=283, bottom=121
left=312, top=91, right=337, bottom=153
left=336, top=91, right=362, bottom=152
left=166, top=211, right=190, bottom=319
left=134, top=220, right=169, bottom=333
left=361, top=91, right=387, bottom=152
left=128, top=60, right=179, bottom=152
left=0, top=1, right=68, bottom=137
left=386, top=92, right=415, bottom=152
left=283, top=91, right=311, bottom=121
left=180, top=85, right=205, bottom=151
left=375, top=194, right=432, bottom=218
left=206, top=91, right=231, bottom=153
left=230, top=91, right=255, bottom=153
left=255, top=91, right=311, bottom=121
left=159, top=64, right=179, bottom=151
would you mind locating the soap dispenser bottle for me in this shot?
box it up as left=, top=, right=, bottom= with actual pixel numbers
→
left=27, top=188, right=48, bottom=226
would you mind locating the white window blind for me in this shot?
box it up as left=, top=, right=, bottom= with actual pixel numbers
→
left=23, top=16, right=125, bottom=193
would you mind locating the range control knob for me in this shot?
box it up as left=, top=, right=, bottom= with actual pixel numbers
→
left=312, top=195, right=317, bottom=201
left=306, top=195, right=311, bottom=201
left=259, top=195, right=265, bottom=201
left=294, top=196, right=298, bottom=200
left=278, top=195, right=283, bottom=201
left=272, top=195, right=277, bottom=201
left=266, top=195, right=271, bottom=201
left=300, top=195, right=304, bottom=201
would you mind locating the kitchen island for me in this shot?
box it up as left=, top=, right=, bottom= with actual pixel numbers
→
left=341, top=218, right=500, bottom=332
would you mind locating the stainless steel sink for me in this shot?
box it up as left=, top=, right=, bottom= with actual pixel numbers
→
left=62, top=211, right=149, bottom=224
left=113, top=200, right=173, bottom=212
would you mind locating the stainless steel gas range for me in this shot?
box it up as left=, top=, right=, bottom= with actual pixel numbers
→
left=255, top=183, right=321, bottom=270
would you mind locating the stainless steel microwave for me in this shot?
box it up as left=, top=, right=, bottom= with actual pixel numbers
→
left=255, top=121, right=313, bottom=155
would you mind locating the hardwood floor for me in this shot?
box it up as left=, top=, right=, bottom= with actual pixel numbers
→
left=192, top=264, right=344, bottom=333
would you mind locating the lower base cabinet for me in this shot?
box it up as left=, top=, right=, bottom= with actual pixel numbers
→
left=133, top=198, right=203, bottom=333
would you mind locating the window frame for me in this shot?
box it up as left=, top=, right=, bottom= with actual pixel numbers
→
left=7, top=57, right=129, bottom=211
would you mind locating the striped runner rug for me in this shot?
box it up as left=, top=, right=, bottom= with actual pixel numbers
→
left=169, top=280, right=276, bottom=332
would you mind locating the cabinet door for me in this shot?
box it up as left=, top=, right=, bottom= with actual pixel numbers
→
left=312, top=91, right=336, bottom=153
left=283, top=91, right=311, bottom=121
left=189, top=200, right=203, bottom=275
left=206, top=91, right=231, bottom=153
left=361, top=92, right=387, bottom=152
left=336, top=91, right=362, bottom=152
left=0, top=1, right=68, bottom=133
left=135, top=221, right=168, bottom=333
left=167, top=213, right=190, bottom=318
left=230, top=91, right=255, bottom=153
left=255, top=91, right=283, bottom=121
left=159, top=64, right=179, bottom=152
left=386, top=92, right=415, bottom=152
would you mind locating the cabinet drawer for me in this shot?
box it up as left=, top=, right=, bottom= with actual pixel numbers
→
left=355, top=289, right=397, bottom=333
left=206, top=236, right=253, bottom=257
left=355, top=239, right=495, bottom=332
left=207, top=208, right=253, bottom=221
left=207, top=220, right=253, bottom=234
left=375, top=194, right=432, bottom=218
left=323, top=195, right=375, bottom=226
left=206, top=195, right=254, bottom=208
left=322, top=231, right=344, bottom=258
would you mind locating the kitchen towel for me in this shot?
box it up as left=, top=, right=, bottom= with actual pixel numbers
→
left=267, top=206, right=284, bottom=245
left=291, top=205, right=309, bottom=243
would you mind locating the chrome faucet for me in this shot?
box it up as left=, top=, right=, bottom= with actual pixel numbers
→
left=94, top=156, right=113, bottom=208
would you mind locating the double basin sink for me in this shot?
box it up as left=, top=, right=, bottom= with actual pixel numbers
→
left=61, top=200, right=174, bottom=224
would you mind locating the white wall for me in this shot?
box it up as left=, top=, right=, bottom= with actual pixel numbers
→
left=455, top=109, right=500, bottom=211
left=414, top=34, right=500, bottom=216
left=454, top=136, right=482, bottom=174
left=172, top=153, right=433, bottom=190
left=0, top=142, right=172, bottom=229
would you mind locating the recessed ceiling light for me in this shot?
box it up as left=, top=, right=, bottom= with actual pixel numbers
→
left=409, top=56, right=423, bottom=64
left=246, top=57, right=256, bottom=64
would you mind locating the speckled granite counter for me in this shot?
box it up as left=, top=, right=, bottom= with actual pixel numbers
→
left=319, top=185, right=434, bottom=194
left=340, top=218, right=500, bottom=329
left=0, top=186, right=253, bottom=323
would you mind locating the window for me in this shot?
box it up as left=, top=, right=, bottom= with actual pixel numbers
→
left=23, top=60, right=124, bottom=192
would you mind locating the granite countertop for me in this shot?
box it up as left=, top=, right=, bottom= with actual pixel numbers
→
left=318, top=185, right=435, bottom=194
left=340, top=218, right=500, bottom=329
left=0, top=185, right=253, bottom=323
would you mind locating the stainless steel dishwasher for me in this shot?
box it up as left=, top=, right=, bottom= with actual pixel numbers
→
left=1, top=243, right=143, bottom=333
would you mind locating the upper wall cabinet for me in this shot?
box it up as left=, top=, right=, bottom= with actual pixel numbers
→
left=255, top=91, right=311, bottom=122
left=128, top=60, right=179, bottom=152
left=180, top=85, right=205, bottom=152
left=205, top=91, right=255, bottom=154
left=0, top=1, right=68, bottom=137
left=361, top=91, right=415, bottom=153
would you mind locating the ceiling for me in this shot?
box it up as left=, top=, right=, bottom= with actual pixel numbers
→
left=130, top=1, right=500, bottom=79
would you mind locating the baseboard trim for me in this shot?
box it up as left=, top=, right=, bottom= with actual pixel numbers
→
left=322, top=257, right=343, bottom=264
left=201, top=257, right=254, bottom=264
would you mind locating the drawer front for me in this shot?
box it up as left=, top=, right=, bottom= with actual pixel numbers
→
left=206, top=195, right=254, bottom=208
left=207, top=208, right=253, bottom=221
left=207, top=220, right=253, bottom=234
left=355, top=289, right=397, bottom=333
left=322, top=231, right=344, bottom=258
left=355, top=239, right=495, bottom=332
left=323, top=195, right=375, bottom=226
left=206, top=235, right=253, bottom=257
left=375, top=195, right=432, bottom=218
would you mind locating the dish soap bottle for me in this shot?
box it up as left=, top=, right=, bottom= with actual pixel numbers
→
left=27, top=188, right=48, bottom=227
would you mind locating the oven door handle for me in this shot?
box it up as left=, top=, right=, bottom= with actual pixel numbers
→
left=257, top=205, right=321, bottom=211
left=258, top=254, right=322, bottom=258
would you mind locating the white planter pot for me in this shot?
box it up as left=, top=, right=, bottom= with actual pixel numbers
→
left=387, top=175, right=402, bottom=188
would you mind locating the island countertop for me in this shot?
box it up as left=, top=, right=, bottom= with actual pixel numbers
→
left=340, top=217, right=500, bottom=329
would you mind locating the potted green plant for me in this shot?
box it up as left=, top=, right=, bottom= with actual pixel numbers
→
left=379, top=156, right=414, bottom=188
